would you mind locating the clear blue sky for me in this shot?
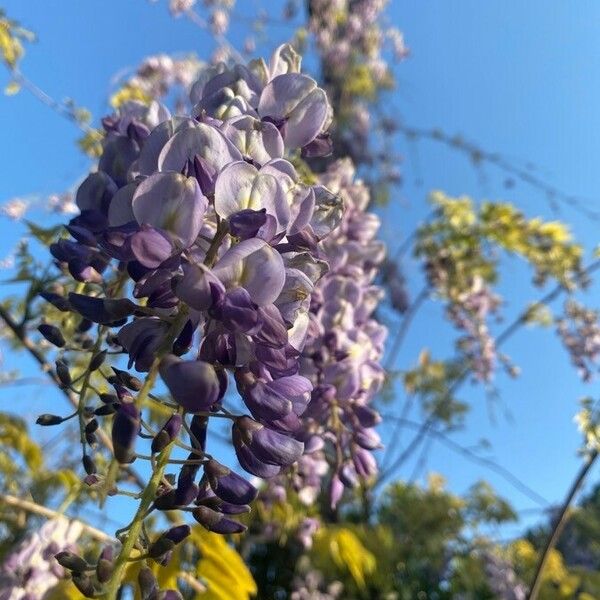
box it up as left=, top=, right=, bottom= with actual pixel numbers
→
left=2, top=0, right=600, bottom=538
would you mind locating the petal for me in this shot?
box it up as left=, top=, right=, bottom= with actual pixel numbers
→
left=132, top=172, right=207, bottom=247
left=174, top=262, right=225, bottom=311
left=157, top=123, right=242, bottom=174
left=159, top=355, right=222, bottom=413
left=213, top=239, right=285, bottom=306
left=129, top=227, right=173, bottom=268
left=108, top=182, right=138, bottom=226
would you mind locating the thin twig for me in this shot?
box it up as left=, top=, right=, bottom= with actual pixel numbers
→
left=527, top=450, right=598, bottom=600
left=0, top=493, right=114, bottom=543
left=381, top=415, right=549, bottom=507
left=377, top=258, right=600, bottom=485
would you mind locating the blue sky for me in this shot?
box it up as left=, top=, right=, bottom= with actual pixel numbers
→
left=1, top=0, right=600, bottom=537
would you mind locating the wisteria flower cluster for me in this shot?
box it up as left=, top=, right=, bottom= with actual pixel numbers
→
left=0, top=517, right=83, bottom=600
left=308, top=0, right=407, bottom=170
left=37, top=44, right=348, bottom=597
left=261, top=158, right=387, bottom=513
left=557, top=299, right=600, bottom=382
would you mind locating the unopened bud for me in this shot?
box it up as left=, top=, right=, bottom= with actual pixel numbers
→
left=38, top=324, right=66, bottom=348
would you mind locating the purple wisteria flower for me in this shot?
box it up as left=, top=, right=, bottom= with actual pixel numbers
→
left=38, top=44, right=367, bottom=541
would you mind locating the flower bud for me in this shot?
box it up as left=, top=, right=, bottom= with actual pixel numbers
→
left=151, top=414, right=183, bottom=454
left=192, top=506, right=246, bottom=534
left=40, top=290, right=71, bottom=312
left=55, top=551, right=88, bottom=572
left=111, top=402, right=140, bottom=464
left=89, top=350, right=107, bottom=371
left=36, top=414, right=64, bottom=426
left=56, top=360, right=72, bottom=387
left=96, top=546, right=114, bottom=583
left=138, top=566, right=158, bottom=599
left=72, top=573, right=96, bottom=597
left=38, top=324, right=66, bottom=348
left=112, top=367, right=143, bottom=391
left=82, top=454, right=96, bottom=475
left=148, top=525, right=190, bottom=558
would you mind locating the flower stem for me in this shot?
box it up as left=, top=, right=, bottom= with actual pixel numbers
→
left=100, top=447, right=174, bottom=600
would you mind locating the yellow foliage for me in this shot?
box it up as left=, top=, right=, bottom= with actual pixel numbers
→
left=193, top=527, right=257, bottom=600
left=77, top=129, right=105, bottom=158
left=43, top=579, right=86, bottom=599
left=110, top=84, right=152, bottom=109
left=0, top=18, right=23, bottom=68
left=4, top=80, right=20, bottom=95
left=0, top=412, right=43, bottom=471
left=314, top=526, right=376, bottom=590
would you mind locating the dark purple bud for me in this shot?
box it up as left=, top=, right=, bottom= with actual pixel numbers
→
left=85, top=419, right=99, bottom=434
left=173, top=318, right=195, bottom=356
left=158, top=591, right=184, bottom=600
left=353, top=404, right=382, bottom=428
left=159, top=355, right=222, bottom=413
left=192, top=505, right=246, bottom=534
left=68, top=259, right=103, bottom=284
left=55, top=551, right=88, bottom=572
left=95, top=403, right=117, bottom=416
left=96, top=546, right=114, bottom=583
left=211, top=287, right=261, bottom=334
left=204, top=459, right=257, bottom=505
left=192, top=154, right=219, bottom=196
left=72, top=573, right=96, bottom=597
left=36, top=414, right=64, bottom=426
left=189, top=415, right=208, bottom=451
left=56, top=360, right=72, bottom=387
left=40, top=291, right=71, bottom=312
left=229, top=208, right=268, bottom=239
left=301, top=132, right=333, bottom=158
left=38, top=324, right=66, bottom=348
left=111, top=402, right=140, bottom=464
left=82, top=455, right=96, bottom=475
left=243, top=374, right=312, bottom=421
left=151, top=414, right=183, bottom=454
left=66, top=224, right=97, bottom=247
left=139, top=566, right=158, bottom=599
left=112, top=367, right=143, bottom=391
left=89, top=350, right=107, bottom=371
left=253, top=304, right=288, bottom=348
left=68, top=293, right=136, bottom=325
left=149, top=525, right=190, bottom=558
left=237, top=416, right=304, bottom=467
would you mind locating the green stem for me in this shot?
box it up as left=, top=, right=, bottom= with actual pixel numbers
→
left=100, top=309, right=189, bottom=505
left=100, top=447, right=174, bottom=599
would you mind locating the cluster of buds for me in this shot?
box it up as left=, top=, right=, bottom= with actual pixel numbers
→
left=38, top=43, right=342, bottom=555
